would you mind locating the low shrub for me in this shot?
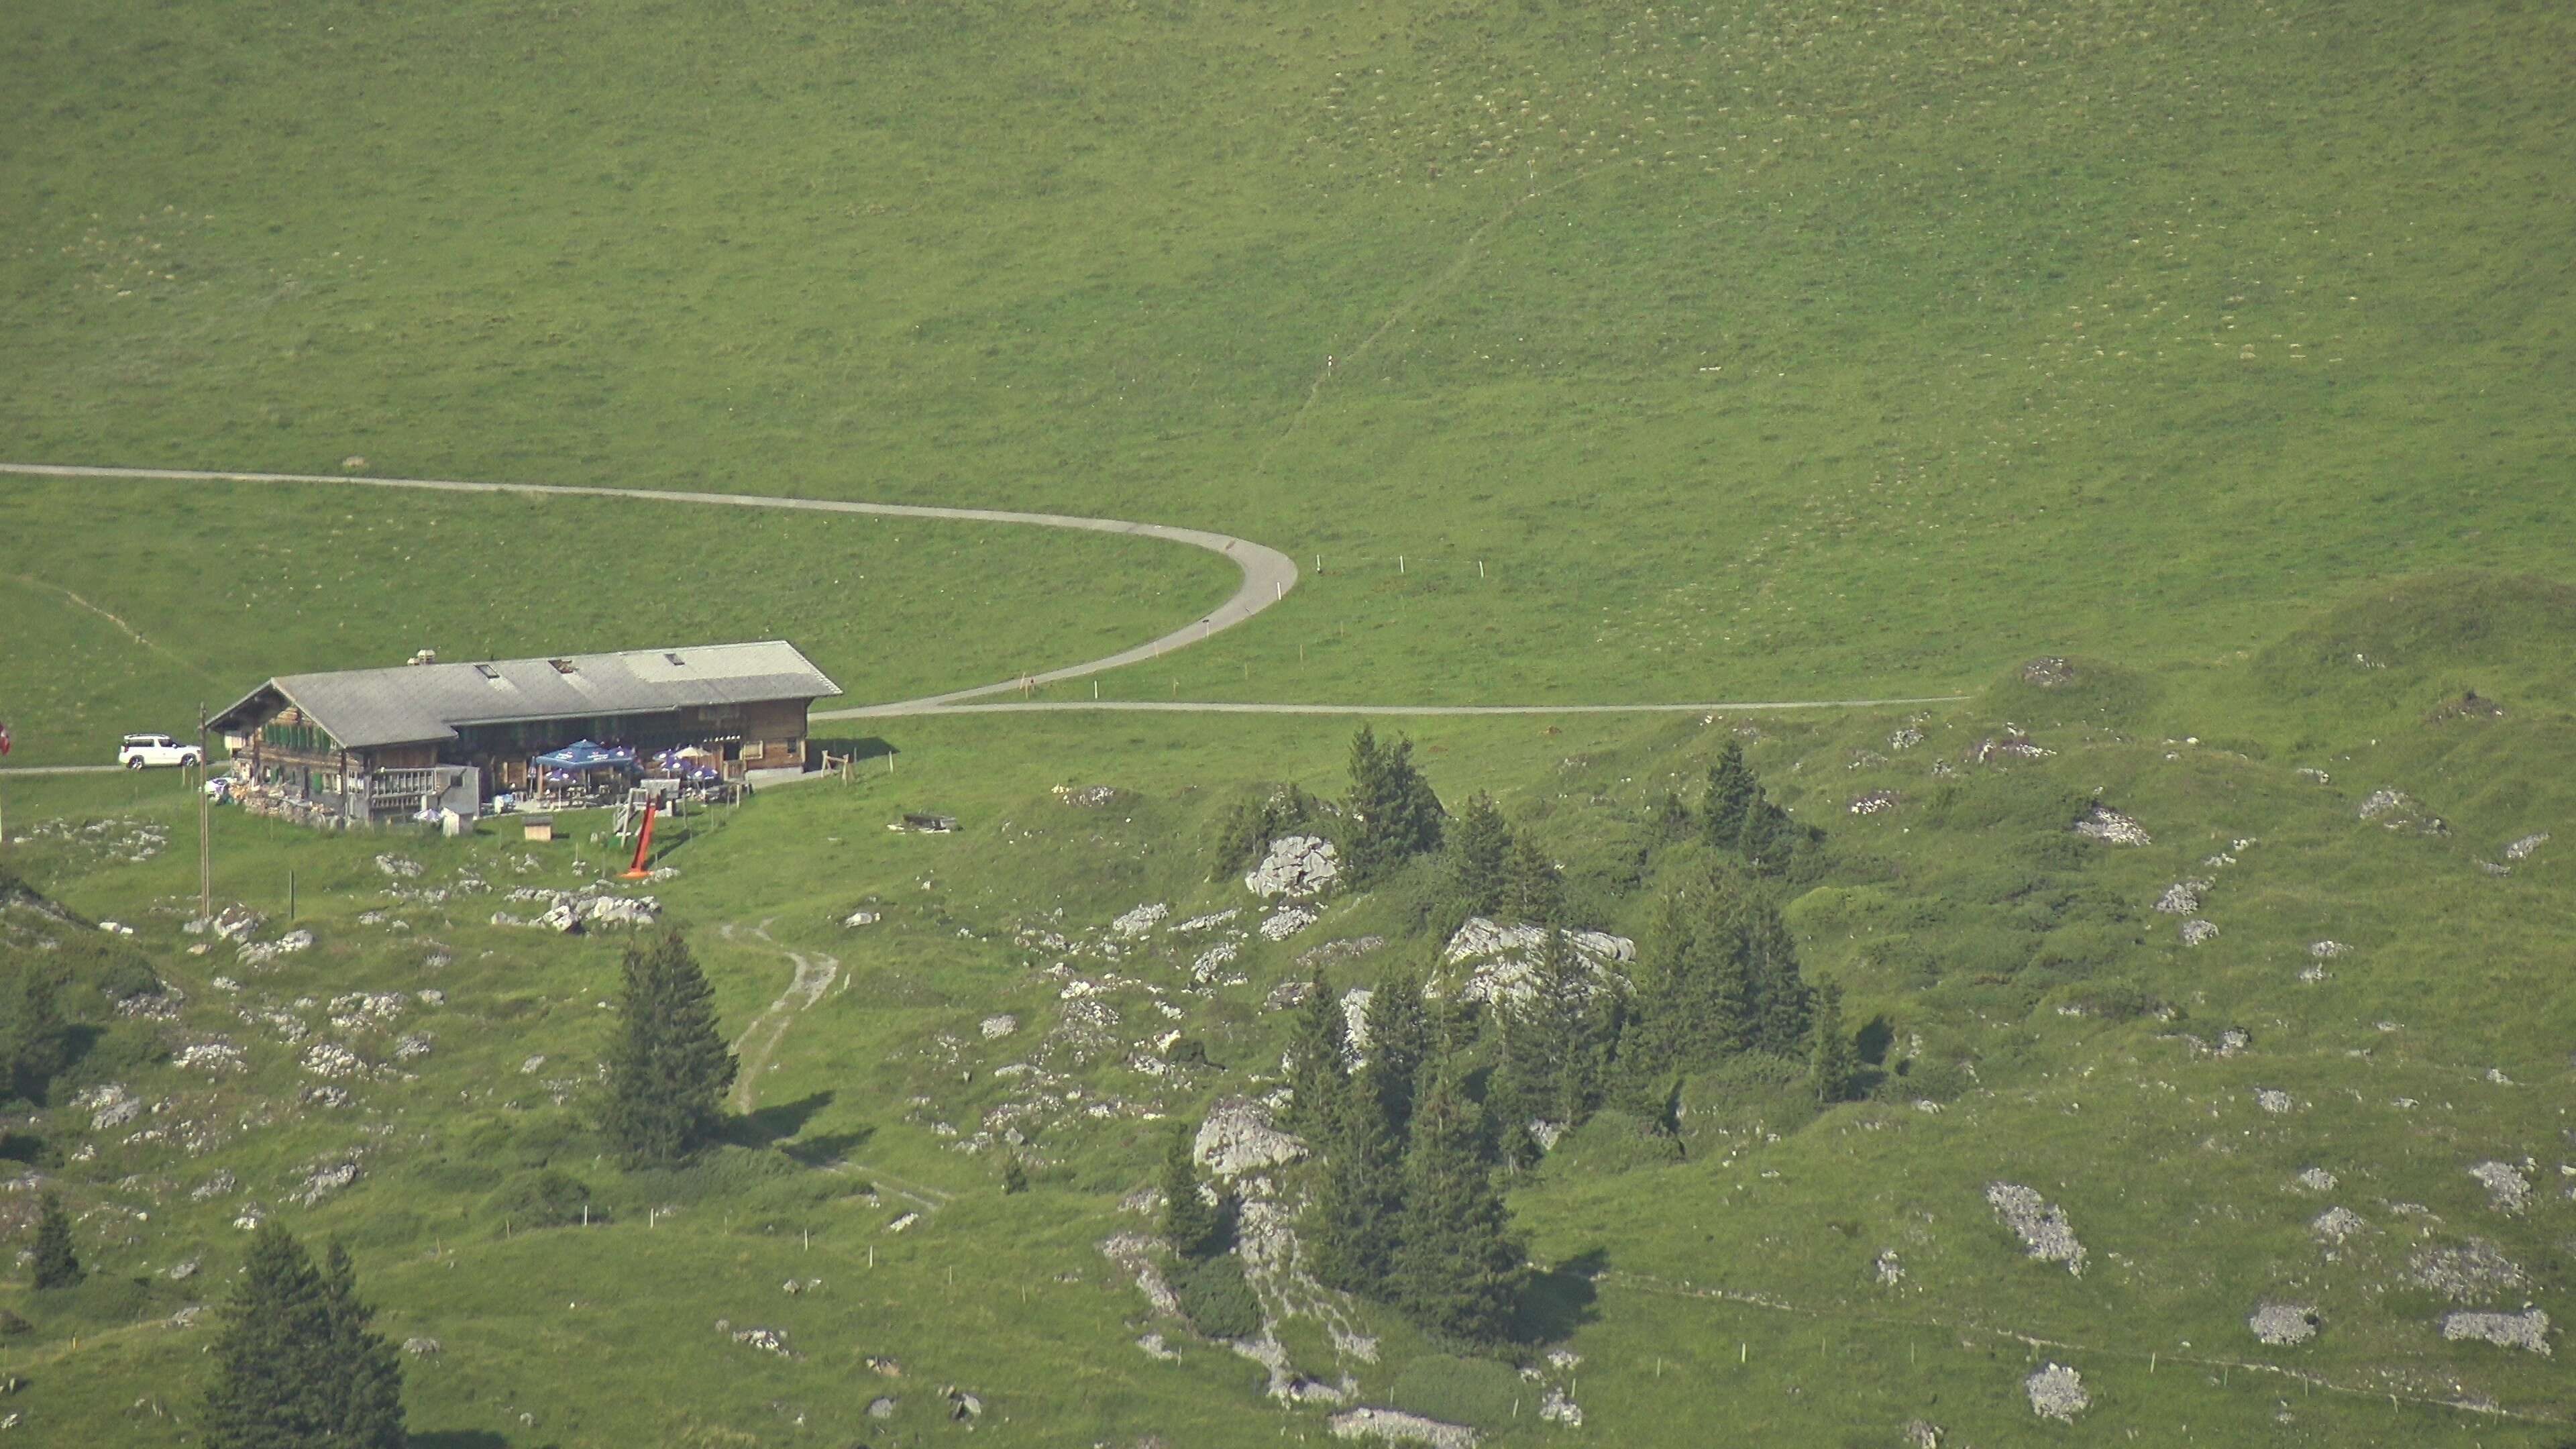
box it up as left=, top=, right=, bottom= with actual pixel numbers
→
left=1551, top=1108, right=1686, bottom=1174
left=492, top=1168, right=596, bottom=1228
left=1172, top=1252, right=1261, bottom=1340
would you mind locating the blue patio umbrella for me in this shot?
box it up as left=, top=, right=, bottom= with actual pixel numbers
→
left=529, top=739, right=639, bottom=771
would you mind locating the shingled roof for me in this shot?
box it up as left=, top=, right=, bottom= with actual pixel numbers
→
left=211, top=641, right=843, bottom=750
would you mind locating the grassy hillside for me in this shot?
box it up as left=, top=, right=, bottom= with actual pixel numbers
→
left=3, top=578, right=2572, bottom=1445
left=4, top=0, right=2569, bottom=719
left=3, top=0, right=2571, bottom=1443
left=0, top=478, right=1237, bottom=764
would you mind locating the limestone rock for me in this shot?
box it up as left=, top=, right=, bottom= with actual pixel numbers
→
left=1195, top=1098, right=1305, bottom=1179
left=1244, top=837, right=1340, bottom=899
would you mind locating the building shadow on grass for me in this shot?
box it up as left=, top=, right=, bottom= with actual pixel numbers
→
left=811, top=737, right=898, bottom=771
left=1514, top=1246, right=1608, bottom=1344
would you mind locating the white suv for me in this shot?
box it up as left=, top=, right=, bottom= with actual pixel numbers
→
left=117, top=733, right=201, bottom=769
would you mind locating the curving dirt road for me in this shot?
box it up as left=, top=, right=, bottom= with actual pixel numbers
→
left=0, top=462, right=1966, bottom=721
left=0, top=462, right=1297, bottom=715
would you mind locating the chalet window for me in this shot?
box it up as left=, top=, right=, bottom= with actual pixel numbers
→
left=474, top=663, right=502, bottom=682
left=262, top=720, right=329, bottom=754
left=549, top=659, right=578, bottom=674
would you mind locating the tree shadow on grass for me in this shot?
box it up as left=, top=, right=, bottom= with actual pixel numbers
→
left=733, top=1090, right=833, bottom=1146
left=780, top=1126, right=877, bottom=1169
left=1514, top=1246, right=1607, bottom=1344
left=412, top=1433, right=511, bottom=1449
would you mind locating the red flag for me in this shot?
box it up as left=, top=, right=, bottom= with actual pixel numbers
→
left=0, top=722, right=11, bottom=756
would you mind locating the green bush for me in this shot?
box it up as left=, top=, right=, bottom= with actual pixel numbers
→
left=1172, top=1252, right=1261, bottom=1341
left=492, top=1168, right=596, bottom=1228
left=2043, top=979, right=2159, bottom=1022
left=1551, top=1108, right=1685, bottom=1174
left=0, top=1307, right=30, bottom=1336
left=1896, top=1056, right=1976, bottom=1104
left=1389, top=1354, right=1526, bottom=1430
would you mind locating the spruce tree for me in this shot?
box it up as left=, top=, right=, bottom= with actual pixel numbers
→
left=1701, top=893, right=1760, bottom=1058
left=1392, top=1075, right=1528, bottom=1344
left=1611, top=893, right=1693, bottom=1110
left=1310, top=1077, right=1405, bottom=1293
left=1654, top=789, right=1694, bottom=843
left=205, top=1223, right=336, bottom=1448
left=0, top=963, right=70, bottom=1105
left=1743, top=898, right=1813, bottom=1055
left=1283, top=969, right=1350, bottom=1138
left=1346, top=726, right=1445, bottom=885
left=1809, top=979, right=1861, bottom=1106
left=29, top=1191, right=80, bottom=1289
left=1159, top=1121, right=1219, bottom=1258
left=1499, top=835, right=1564, bottom=926
left=1486, top=1016, right=1548, bottom=1170
left=1448, top=792, right=1512, bottom=916
left=1738, top=787, right=1807, bottom=875
left=317, top=1240, right=408, bottom=1449
left=1701, top=741, right=1757, bottom=850
left=1497, top=930, right=1605, bottom=1137
left=1360, top=969, right=1433, bottom=1140
left=601, top=928, right=738, bottom=1167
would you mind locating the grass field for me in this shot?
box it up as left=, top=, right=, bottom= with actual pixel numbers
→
left=3, top=0, right=2571, bottom=1443
left=0, top=478, right=1238, bottom=764
left=5, top=0, right=2569, bottom=723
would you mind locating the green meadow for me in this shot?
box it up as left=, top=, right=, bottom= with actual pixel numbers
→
left=2, top=0, right=2572, bottom=1444
left=5, top=0, right=2569, bottom=714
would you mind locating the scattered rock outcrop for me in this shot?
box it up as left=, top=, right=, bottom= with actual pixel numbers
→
left=1195, top=1098, right=1305, bottom=1179
left=1987, top=1183, right=2086, bottom=1275
left=1326, top=1407, right=1477, bottom=1448
left=1245, top=837, right=1340, bottom=899
left=1437, top=918, right=1634, bottom=1007
left=2440, top=1309, right=2550, bottom=1354
left=2249, top=1303, right=2319, bottom=1346
left=2025, top=1362, right=2089, bottom=1421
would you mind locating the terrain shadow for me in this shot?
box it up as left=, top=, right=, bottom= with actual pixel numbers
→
left=413, top=1433, right=510, bottom=1449
left=1515, top=1246, right=1607, bottom=1344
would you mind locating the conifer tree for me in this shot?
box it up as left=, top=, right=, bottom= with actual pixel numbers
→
left=29, top=1191, right=79, bottom=1289
left=1159, top=1121, right=1219, bottom=1258
left=1500, top=835, right=1564, bottom=926
left=1654, top=789, right=1694, bottom=842
left=1611, top=892, right=1693, bottom=1109
left=1310, top=1078, right=1405, bottom=1293
left=1346, top=725, right=1445, bottom=885
left=1285, top=969, right=1350, bottom=1137
left=1360, top=969, right=1434, bottom=1140
left=1738, top=786, right=1808, bottom=875
left=1392, top=1074, right=1528, bottom=1344
left=1743, top=897, right=1813, bottom=1055
left=1701, top=741, right=1757, bottom=849
left=1487, top=1016, right=1548, bottom=1170
left=1809, top=979, right=1861, bottom=1105
left=1502, top=930, right=1606, bottom=1131
left=205, top=1222, right=406, bottom=1449
left=601, top=928, right=739, bottom=1167
left=0, top=963, right=70, bottom=1105
left=1448, top=792, right=1512, bottom=916
left=317, top=1240, right=407, bottom=1449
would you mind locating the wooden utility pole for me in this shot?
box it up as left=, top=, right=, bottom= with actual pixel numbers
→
left=197, top=702, right=212, bottom=926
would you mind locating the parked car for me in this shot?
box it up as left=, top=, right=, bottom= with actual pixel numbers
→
left=117, top=733, right=201, bottom=769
